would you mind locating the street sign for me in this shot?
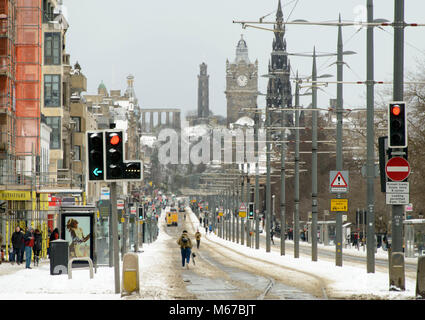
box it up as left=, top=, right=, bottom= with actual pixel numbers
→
left=130, top=207, right=136, bottom=215
left=100, top=187, right=110, bottom=200
left=386, top=193, right=409, bottom=205
left=331, top=199, right=348, bottom=212
left=385, top=157, right=410, bottom=181
left=219, top=206, right=223, bottom=216
left=239, top=203, right=247, bottom=218
left=330, top=171, right=349, bottom=193
left=117, top=200, right=124, bottom=210
left=386, top=182, right=409, bottom=194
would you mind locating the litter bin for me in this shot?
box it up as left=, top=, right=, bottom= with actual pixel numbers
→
left=50, top=240, right=69, bottom=275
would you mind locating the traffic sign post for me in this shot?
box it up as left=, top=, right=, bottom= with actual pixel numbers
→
left=100, top=187, right=110, bottom=200
left=239, top=203, right=246, bottom=218
left=331, top=199, right=348, bottom=212
left=385, top=157, right=410, bottom=182
left=330, top=171, right=349, bottom=193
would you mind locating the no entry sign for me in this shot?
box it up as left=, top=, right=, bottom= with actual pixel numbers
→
left=385, top=157, right=410, bottom=181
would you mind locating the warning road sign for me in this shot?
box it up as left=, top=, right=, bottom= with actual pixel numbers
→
left=239, top=203, right=247, bottom=218
left=330, top=171, right=349, bottom=193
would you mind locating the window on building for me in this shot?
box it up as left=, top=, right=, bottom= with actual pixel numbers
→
left=71, top=117, right=81, bottom=132
left=45, top=116, right=61, bottom=149
left=44, top=75, right=61, bottom=107
left=73, top=145, right=81, bottom=161
left=44, top=33, right=61, bottom=65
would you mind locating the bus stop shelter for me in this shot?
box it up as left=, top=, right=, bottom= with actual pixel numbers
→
left=404, top=219, right=425, bottom=258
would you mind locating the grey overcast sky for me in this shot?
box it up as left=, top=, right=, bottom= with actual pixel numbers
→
left=64, top=0, right=425, bottom=118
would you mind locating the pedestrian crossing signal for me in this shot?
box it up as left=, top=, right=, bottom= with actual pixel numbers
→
left=87, top=131, right=105, bottom=181
left=248, top=203, right=254, bottom=220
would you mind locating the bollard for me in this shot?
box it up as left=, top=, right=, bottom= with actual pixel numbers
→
left=416, top=256, right=425, bottom=299
left=121, top=253, right=140, bottom=296
left=68, top=257, right=94, bottom=280
left=389, top=252, right=405, bottom=291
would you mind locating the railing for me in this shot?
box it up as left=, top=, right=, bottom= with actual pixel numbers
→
left=0, top=171, right=84, bottom=190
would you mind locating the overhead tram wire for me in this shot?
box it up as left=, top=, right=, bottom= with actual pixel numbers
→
left=286, top=0, right=300, bottom=23
left=317, top=22, right=364, bottom=75
left=377, top=26, right=425, bottom=57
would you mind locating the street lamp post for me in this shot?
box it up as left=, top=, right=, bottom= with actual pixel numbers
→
left=254, top=110, right=260, bottom=250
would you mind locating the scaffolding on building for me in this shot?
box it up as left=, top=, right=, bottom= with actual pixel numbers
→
left=0, top=0, right=16, bottom=176
left=15, top=0, right=41, bottom=160
left=0, top=1, right=47, bottom=263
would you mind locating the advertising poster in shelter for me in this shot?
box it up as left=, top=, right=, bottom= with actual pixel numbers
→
left=61, top=213, right=93, bottom=261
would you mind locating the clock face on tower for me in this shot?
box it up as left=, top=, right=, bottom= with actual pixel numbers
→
left=237, top=75, right=248, bottom=87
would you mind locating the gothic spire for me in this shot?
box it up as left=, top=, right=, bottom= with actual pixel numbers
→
left=276, top=0, right=283, bottom=21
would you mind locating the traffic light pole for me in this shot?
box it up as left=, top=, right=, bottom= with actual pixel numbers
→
left=110, top=181, right=120, bottom=294
left=311, top=48, right=318, bottom=262
left=280, top=106, right=287, bottom=257
left=254, top=112, right=260, bottom=250
left=241, top=176, right=244, bottom=246
left=335, top=17, right=344, bottom=267
left=135, top=203, right=139, bottom=253
left=266, top=102, right=272, bottom=253
left=246, top=174, right=251, bottom=248
left=391, top=0, right=405, bottom=254
left=366, top=0, right=376, bottom=273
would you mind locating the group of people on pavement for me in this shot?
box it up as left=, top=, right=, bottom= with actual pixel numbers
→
left=9, top=226, right=59, bottom=269
left=177, top=229, right=202, bottom=269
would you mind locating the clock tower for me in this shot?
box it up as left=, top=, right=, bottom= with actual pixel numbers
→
left=225, top=35, right=258, bottom=126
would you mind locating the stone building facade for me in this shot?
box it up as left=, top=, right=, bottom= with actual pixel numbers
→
left=225, top=35, right=258, bottom=126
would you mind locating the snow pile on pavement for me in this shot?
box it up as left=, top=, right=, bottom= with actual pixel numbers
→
left=0, top=207, right=418, bottom=300
left=0, top=209, right=172, bottom=300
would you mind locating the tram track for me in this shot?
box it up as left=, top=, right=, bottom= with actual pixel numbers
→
left=185, top=210, right=329, bottom=300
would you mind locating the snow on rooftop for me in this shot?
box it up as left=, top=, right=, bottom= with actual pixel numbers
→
left=234, top=116, right=254, bottom=127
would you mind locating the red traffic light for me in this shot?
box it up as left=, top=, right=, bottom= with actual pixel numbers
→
left=110, top=134, right=120, bottom=145
left=391, top=105, right=401, bottom=116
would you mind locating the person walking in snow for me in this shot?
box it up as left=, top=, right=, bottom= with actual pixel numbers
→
left=33, top=229, right=42, bottom=267
left=177, top=230, right=193, bottom=269
left=48, top=228, right=59, bottom=258
left=23, top=227, right=34, bottom=269
left=195, top=229, right=201, bottom=249
left=11, top=226, right=24, bottom=265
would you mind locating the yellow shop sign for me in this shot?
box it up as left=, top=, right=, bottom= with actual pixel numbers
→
left=0, top=191, right=32, bottom=201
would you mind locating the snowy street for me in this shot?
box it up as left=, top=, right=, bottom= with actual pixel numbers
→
left=0, top=206, right=419, bottom=300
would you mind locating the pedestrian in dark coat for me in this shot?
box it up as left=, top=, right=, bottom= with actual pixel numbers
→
left=33, top=229, right=42, bottom=267
left=11, top=227, right=24, bottom=265
left=50, top=228, right=59, bottom=242
left=48, top=228, right=59, bottom=258
left=195, top=230, right=201, bottom=249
